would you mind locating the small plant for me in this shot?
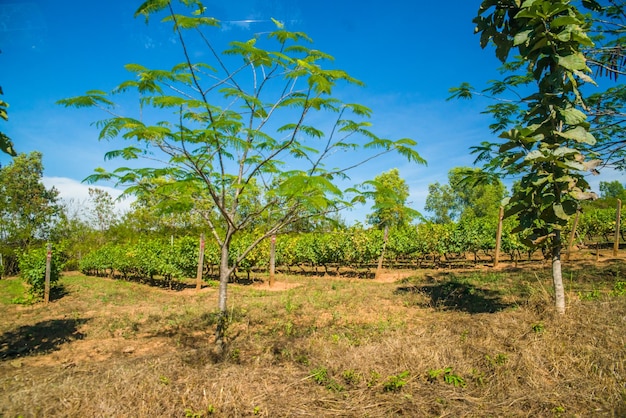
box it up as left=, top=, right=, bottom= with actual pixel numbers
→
left=159, top=375, right=171, bottom=385
left=611, top=280, right=626, bottom=297
left=367, top=370, right=381, bottom=387
left=578, top=289, right=601, bottom=301
left=428, top=367, right=466, bottom=388
left=532, top=323, right=545, bottom=333
left=310, top=366, right=329, bottom=385
left=309, top=366, right=344, bottom=392
left=185, top=406, right=215, bottom=418
left=383, top=371, right=410, bottom=392
left=342, top=369, right=362, bottom=386
left=486, top=353, right=508, bottom=367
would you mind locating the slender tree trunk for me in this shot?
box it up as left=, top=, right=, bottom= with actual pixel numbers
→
left=494, top=206, right=504, bottom=268
left=552, top=230, right=565, bottom=315
left=215, top=238, right=232, bottom=355
left=269, top=235, right=276, bottom=287
left=375, top=225, right=389, bottom=280
left=196, top=234, right=205, bottom=291
left=613, top=199, right=621, bottom=257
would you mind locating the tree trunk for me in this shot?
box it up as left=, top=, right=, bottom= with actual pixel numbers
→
left=215, top=238, right=232, bottom=355
left=375, top=225, right=389, bottom=280
left=552, top=230, right=565, bottom=315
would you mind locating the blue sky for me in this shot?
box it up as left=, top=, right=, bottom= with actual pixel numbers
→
left=1, top=0, right=622, bottom=223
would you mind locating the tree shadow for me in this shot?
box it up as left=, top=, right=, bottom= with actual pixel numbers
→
left=0, top=318, right=89, bottom=360
left=395, top=279, right=511, bottom=314
left=50, top=284, right=70, bottom=301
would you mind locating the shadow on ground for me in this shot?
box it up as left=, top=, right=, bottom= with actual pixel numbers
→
left=395, top=280, right=511, bottom=314
left=0, top=318, right=89, bottom=360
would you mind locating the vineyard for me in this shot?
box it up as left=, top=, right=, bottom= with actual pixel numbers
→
left=77, top=206, right=626, bottom=282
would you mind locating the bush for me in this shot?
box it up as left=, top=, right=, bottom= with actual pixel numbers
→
left=18, top=245, right=64, bottom=298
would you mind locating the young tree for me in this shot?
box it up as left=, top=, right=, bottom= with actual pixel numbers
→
left=59, top=0, right=425, bottom=352
left=453, top=0, right=601, bottom=314
left=88, top=188, right=119, bottom=233
left=365, top=168, right=419, bottom=229
left=0, top=152, right=62, bottom=274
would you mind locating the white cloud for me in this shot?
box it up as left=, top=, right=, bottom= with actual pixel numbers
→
left=42, top=176, right=134, bottom=216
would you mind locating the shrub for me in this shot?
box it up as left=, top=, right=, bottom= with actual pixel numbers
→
left=18, top=245, right=64, bottom=298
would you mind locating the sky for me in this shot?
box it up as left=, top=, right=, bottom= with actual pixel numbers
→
left=1, top=0, right=623, bottom=224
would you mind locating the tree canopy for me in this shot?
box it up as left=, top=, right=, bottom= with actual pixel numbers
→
left=58, top=0, right=425, bottom=352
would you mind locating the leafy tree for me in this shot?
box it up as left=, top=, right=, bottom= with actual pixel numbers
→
left=454, top=0, right=600, bottom=314
left=59, top=0, right=424, bottom=352
left=599, top=180, right=626, bottom=199
left=425, top=167, right=506, bottom=223
left=424, top=182, right=457, bottom=224
left=88, top=188, right=119, bottom=233
left=365, top=168, right=419, bottom=229
left=0, top=152, right=62, bottom=274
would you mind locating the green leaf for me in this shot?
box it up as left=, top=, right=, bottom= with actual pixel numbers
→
left=557, top=53, right=588, bottom=71
left=513, top=29, right=533, bottom=46
left=558, top=107, right=587, bottom=125
left=555, top=126, right=596, bottom=145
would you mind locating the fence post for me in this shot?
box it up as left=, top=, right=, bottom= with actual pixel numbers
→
left=494, top=206, right=504, bottom=268
left=375, top=225, right=389, bottom=280
left=196, top=234, right=205, bottom=291
left=614, top=199, right=622, bottom=257
left=44, top=243, right=52, bottom=304
left=269, top=235, right=276, bottom=287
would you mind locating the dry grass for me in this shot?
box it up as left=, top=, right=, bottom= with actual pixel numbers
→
left=0, top=259, right=625, bottom=417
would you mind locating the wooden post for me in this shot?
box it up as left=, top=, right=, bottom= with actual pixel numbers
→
left=614, top=199, right=622, bottom=257
left=375, top=225, right=389, bottom=280
left=44, top=243, right=52, bottom=304
left=565, top=209, right=580, bottom=262
left=494, top=206, right=504, bottom=268
left=269, top=234, right=276, bottom=287
left=196, top=234, right=205, bottom=291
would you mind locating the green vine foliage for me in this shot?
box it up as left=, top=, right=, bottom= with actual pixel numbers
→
left=18, top=246, right=65, bottom=298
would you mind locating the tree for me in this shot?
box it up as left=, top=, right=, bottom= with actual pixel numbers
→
left=424, top=182, right=457, bottom=224
left=88, top=188, right=119, bottom=233
left=454, top=0, right=600, bottom=314
left=59, top=0, right=425, bottom=352
left=365, top=168, right=419, bottom=229
left=0, top=152, right=62, bottom=274
left=599, top=180, right=626, bottom=199
left=424, top=167, right=506, bottom=223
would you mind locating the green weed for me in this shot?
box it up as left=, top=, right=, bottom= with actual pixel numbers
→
left=383, top=371, right=410, bottom=392
left=428, top=367, right=466, bottom=388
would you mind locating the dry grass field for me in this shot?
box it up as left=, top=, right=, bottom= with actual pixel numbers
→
left=1, top=256, right=625, bottom=417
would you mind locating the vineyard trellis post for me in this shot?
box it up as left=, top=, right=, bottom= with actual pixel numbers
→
left=44, top=243, right=51, bottom=304
left=375, top=225, right=389, bottom=280
left=614, top=199, right=622, bottom=257
left=269, top=235, right=276, bottom=287
left=196, top=234, right=204, bottom=291
left=494, top=206, right=504, bottom=268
